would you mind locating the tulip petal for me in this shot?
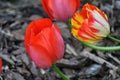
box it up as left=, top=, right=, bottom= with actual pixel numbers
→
left=42, top=0, right=80, bottom=22
left=49, top=25, right=64, bottom=60
left=26, top=44, right=52, bottom=68
left=52, top=0, right=80, bottom=22
left=25, top=19, right=52, bottom=44
left=71, top=4, right=110, bottom=44
left=0, top=59, right=2, bottom=74
left=24, top=18, right=64, bottom=68
left=90, top=10, right=110, bottom=36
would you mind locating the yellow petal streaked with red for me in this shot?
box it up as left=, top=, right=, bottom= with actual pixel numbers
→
left=71, top=4, right=110, bottom=44
left=71, top=12, right=84, bottom=37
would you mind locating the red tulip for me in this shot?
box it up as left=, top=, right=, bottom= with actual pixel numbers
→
left=24, top=18, right=64, bottom=68
left=42, top=0, right=80, bottom=22
left=71, top=4, right=110, bottom=44
left=0, top=59, right=2, bottom=74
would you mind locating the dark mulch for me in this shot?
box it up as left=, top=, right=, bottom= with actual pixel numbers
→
left=0, top=0, right=120, bottom=80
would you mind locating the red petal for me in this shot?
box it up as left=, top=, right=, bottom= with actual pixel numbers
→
left=78, top=20, right=98, bottom=40
left=83, top=4, right=108, bottom=21
left=24, top=18, right=64, bottom=68
left=27, top=45, right=52, bottom=68
left=0, top=59, right=2, bottom=74
left=42, top=0, right=54, bottom=18
left=49, top=24, right=64, bottom=60
left=42, top=0, right=80, bottom=22
left=24, top=18, right=52, bottom=44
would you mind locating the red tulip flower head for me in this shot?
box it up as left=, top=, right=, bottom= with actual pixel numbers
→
left=71, top=4, right=110, bottom=44
left=42, top=0, right=80, bottom=22
left=0, top=59, right=2, bottom=74
left=24, top=18, right=64, bottom=68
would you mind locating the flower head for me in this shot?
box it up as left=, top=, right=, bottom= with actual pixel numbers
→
left=42, top=0, right=80, bottom=22
left=0, top=59, right=2, bottom=74
left=71, top=4, right=110, bottom=44
left=24, top=18, right=64, bottom=68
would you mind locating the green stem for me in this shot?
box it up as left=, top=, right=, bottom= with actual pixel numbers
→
left=81, top=41, right=120, bottom=51
left=107, top=35, right=120, bottom=43
left=52, top=64, right=70, bottom=80
left=66, top=20, right=72, bottom=31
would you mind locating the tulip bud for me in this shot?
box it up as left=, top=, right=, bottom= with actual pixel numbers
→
left=24, top=18, right=64, bottom=68
left=0, top=59, right=2, bottom=74
left=71, top=4, right=110, bottom=44
left=42, top=0, right=80, bottom=22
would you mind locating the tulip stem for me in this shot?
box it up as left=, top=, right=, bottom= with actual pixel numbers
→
left=52, top=64, right=70, bottom=80
left=81, top=41, right=120, bottom=51
left=107, top=35, right=120, bottom=43
left=66, top=20, right=72, bottom=31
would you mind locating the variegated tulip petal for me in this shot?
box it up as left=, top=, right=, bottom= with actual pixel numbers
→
left=88, top=11, right=110, bottom=37
left=71, top=4, right=110, bottom=44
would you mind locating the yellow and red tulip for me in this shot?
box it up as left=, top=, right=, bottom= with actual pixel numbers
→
left=24, top=18, right=64, bottom=68
left=42, top=0, right=80, bottom=22
left=71, top=4, right=110, bottom=44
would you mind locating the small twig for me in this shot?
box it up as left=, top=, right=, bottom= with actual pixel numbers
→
left=107, top=53, right=120, bottom=65
left=0, top=76, right=3, bottom=80
left=66, top=44, right=118, bottom=71
left=0, top=28, right=13, bottom=38
left=0, top=53, right=15, bottom=65
left=66, top=44, right=78, bottom=56
left=40, top=69, right=46, bottom=75
left=80, top=50, right=118, bottom=71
